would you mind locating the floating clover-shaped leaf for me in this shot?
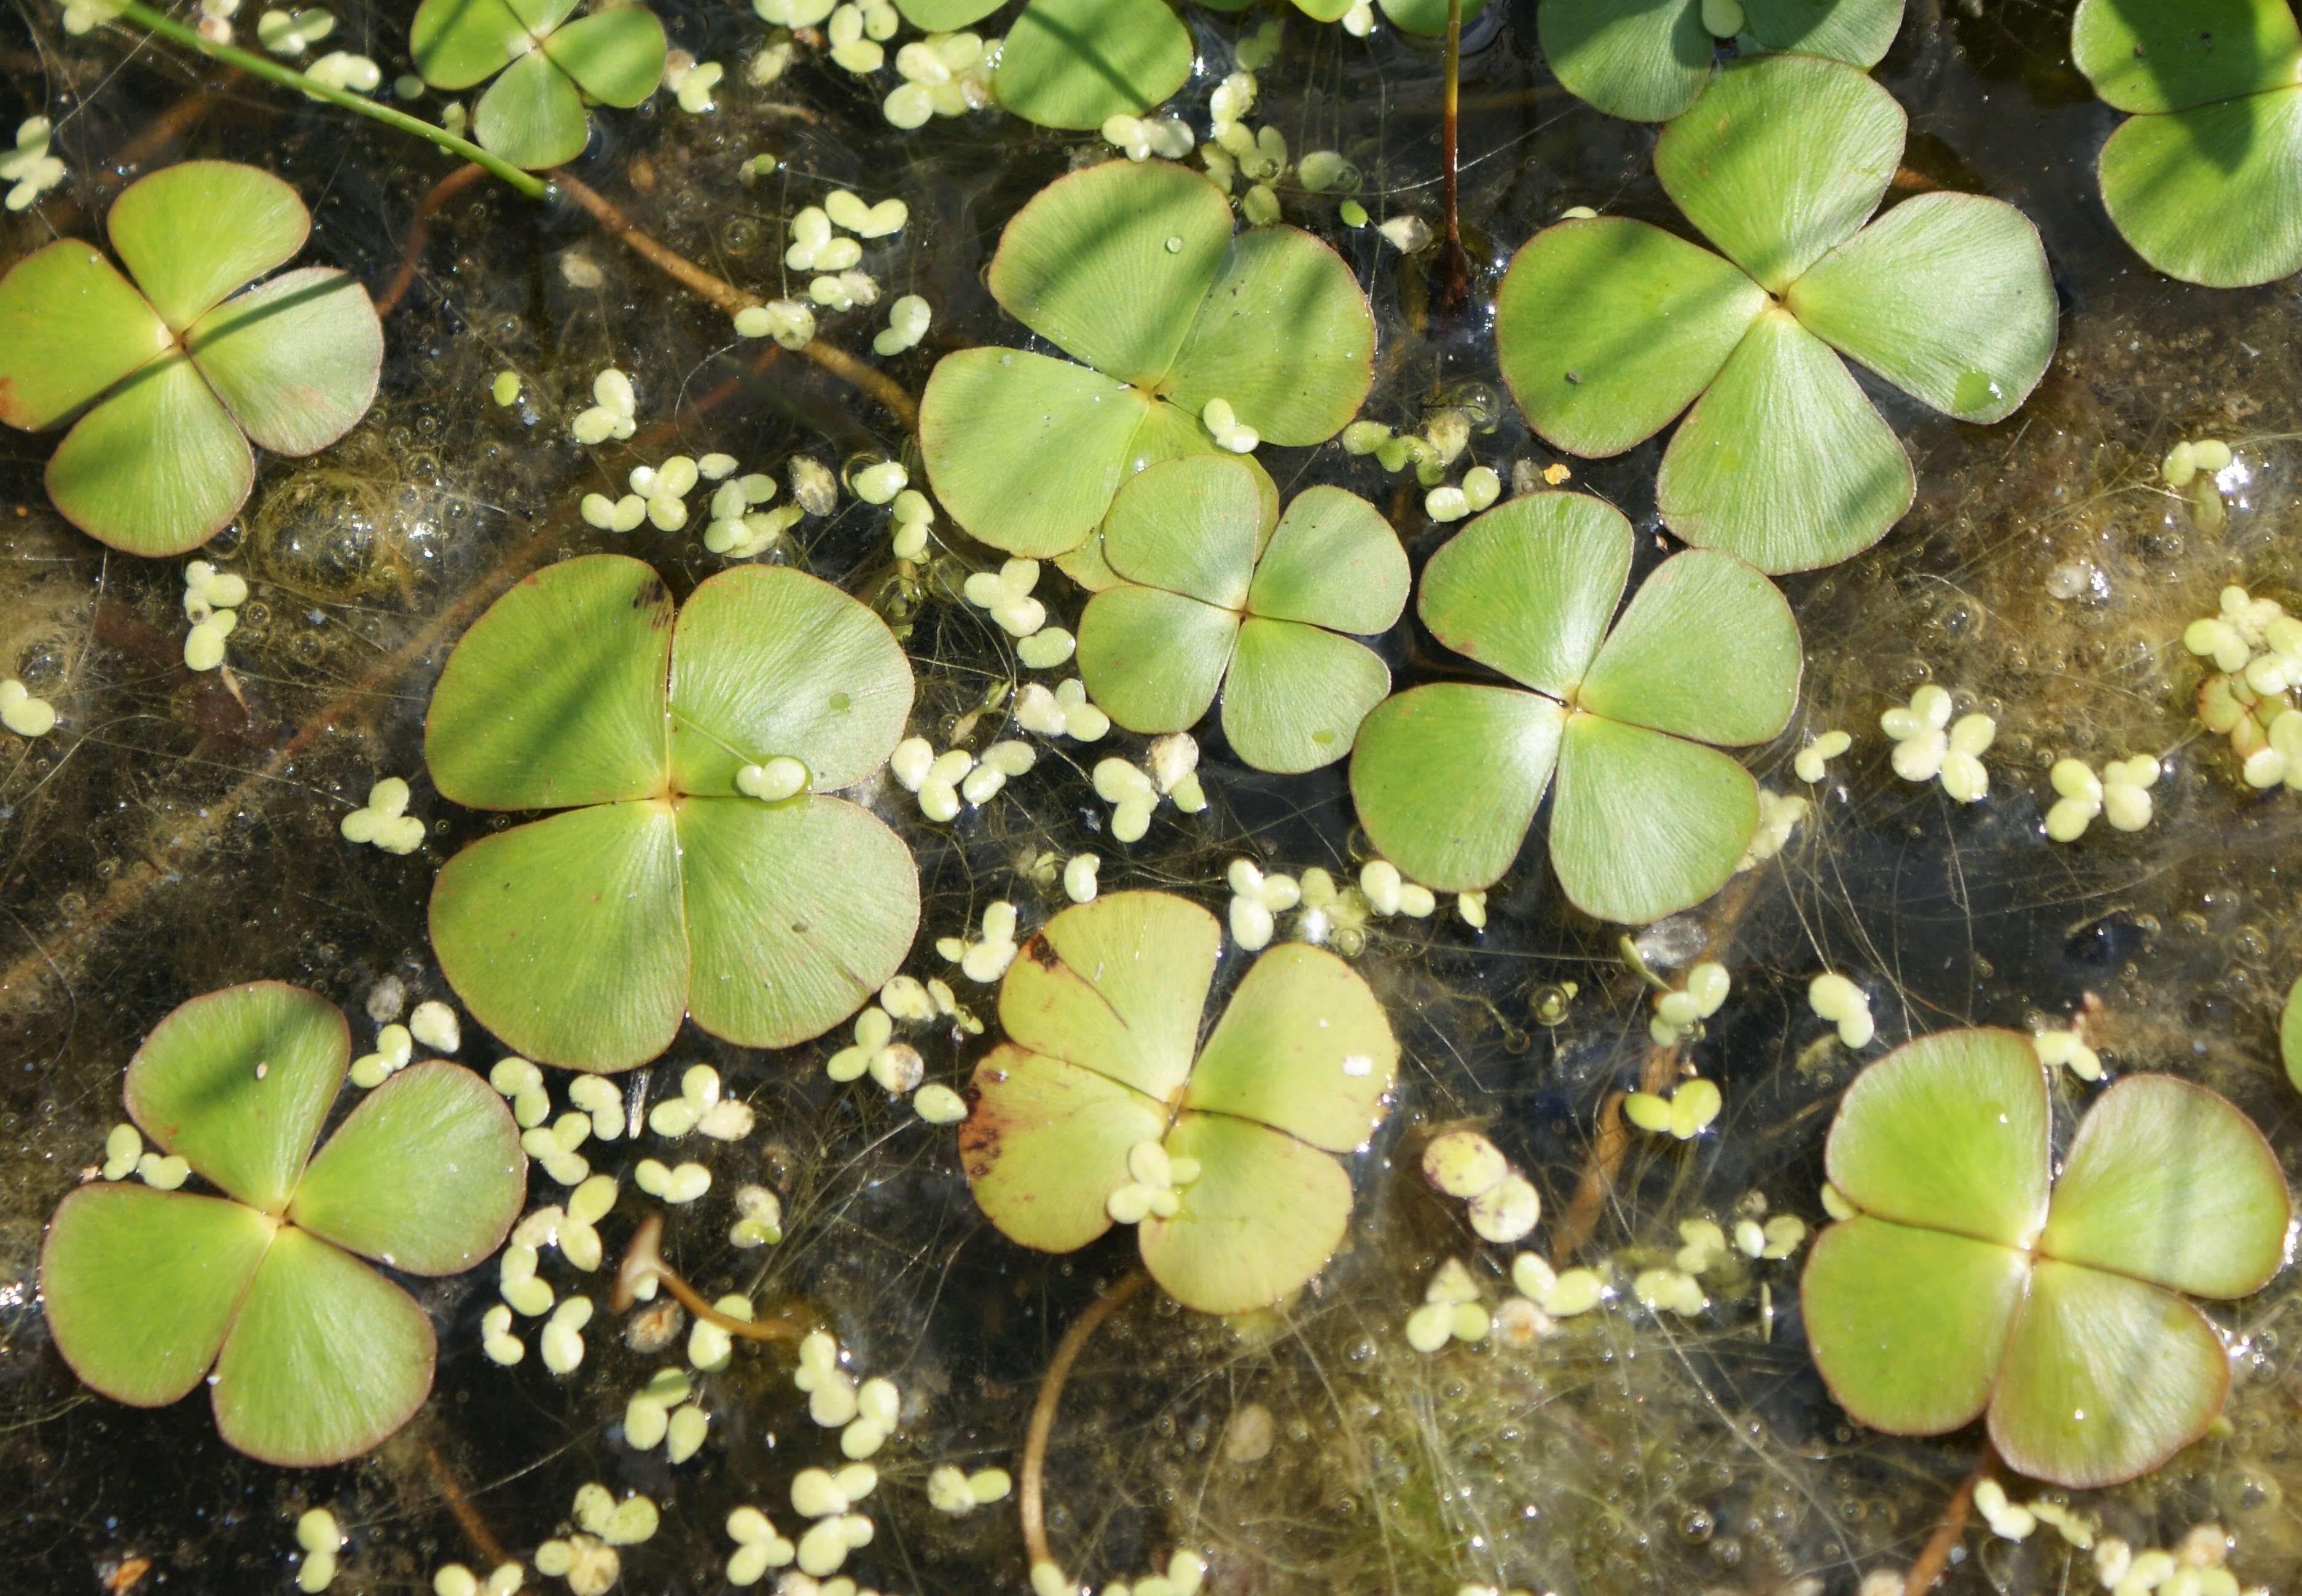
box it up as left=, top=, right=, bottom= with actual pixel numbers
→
left=2285, top=970, right=2302, bottom=1093
left=1076, top=456, right=1408, bottom=773
left=1494, top=54, right=2057, bottom=573
left=425, top=554, right=920, bottom=1073
left=1803, top=1028, right=2290, bottom=1488
left=41, top=982, right=525, bottom=1466
left=2074, top=0, right=2302, bottom=286
left=918, top=158, right=1375, bottom=560
left=1539, top=0, right=1905, bottom=122
left=1189, top=0, right=1486, bottom=28
left=994, top=0, right=1195, bottom=130
left=0, top=161, right=382, bottom=557
left=899, top=0, right=1468, bottom=112
left=960, top=891, right=1397, bottom=1314
left=410, top=0, right=666, bottom=170
left=1348, top=490, right=1799, bottom=923
left=1369, top=0, right=1489, bottom=31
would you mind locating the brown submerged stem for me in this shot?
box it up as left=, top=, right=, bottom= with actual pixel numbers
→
left=550, top=171, right=920, bottom=432
left=611, top=1213, right=810, bottom=1339
left=1020, top=1271, right=1147, bottom=1578
left=374, top=162, right=491, bottom=317
left=1551, top=872, right=1763, bottom=1265
left=1433, top=0, right=1473, bottom=319
left=1905, top=1447, right=1992, bottom=1595
left=419, top=1441, right=517, bottom=1573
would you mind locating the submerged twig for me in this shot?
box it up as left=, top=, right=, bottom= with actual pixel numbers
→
left=373, top=162, right=490, bottom=318
left=551, top=172, right=920, bottom=432
left=1020, top=1271, right=1148, bottom=1584
left=1551, top=872, right=1763, bottom=1264
left=418, top=1441, right=517, bottom=1572
left=611, top=1213, right=811, bottom=1340
left=1904, top=1446, right=1992, bottom=1595
left=1432, top=0, right=1472, bottom=319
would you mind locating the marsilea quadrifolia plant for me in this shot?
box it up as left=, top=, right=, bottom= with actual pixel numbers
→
left=1076, top=454, right=1409, bottom=773
left=897, top=0, right=1193, bottom=130
left=1803, top=1028, right=2291, bottom=1488
left=409, top=0, right=667, bottom=170
left=42, top=982, right=525, bottom=1466
left=960, top=891, right=1397, bottom=1315
left=1350, top=490, right=1799, bottom=925
left=425, top=554, right=919, bottom=1072
left=0, top=160, right=382, bottom=557
left=918, top=157, right=1373, bottom=568
left=1496, top=53, right=2057, bottom=573
left=2073, top=0, right=2302, bottom=288
left=890, top=0, right=1473, bottom=132
left=1539, top=0, right=1906, bottom=122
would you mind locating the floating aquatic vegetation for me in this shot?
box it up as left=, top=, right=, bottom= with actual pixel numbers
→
left=918, top=157, right=1372, bottom=561
left=976, top=0, right=1192, bottom=130
left=0, top=677, right=57, bottom=737
left=40, top=982, right=525, bottom=1465
left=1076, top=455, right=1408, bottom=773
left=2073, top=0, right=2302, bottom=288
left=898, top=0, right=1473, bottom=135
left=1, top=114, right=66, bottom=209
left=1538, top=0, right=1905, bottom=120
left=959, top=890, right=1396, bottom=1313
left=0, top=160, right=382, bottom=555
left=1494, top=54, right=2057, bottom=572
left=1803, top=1027, right=2290, bottom=1487
left=1350, top=490, right=1799, bottom=922
left=20, top=0, right=2302, bottom=1583
left=408, top=0, right=667, bottom=170
left=425, top=555, right=920, bottom=1071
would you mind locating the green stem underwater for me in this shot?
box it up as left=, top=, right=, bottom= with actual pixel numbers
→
left=109, top=0, right=549, bottom=200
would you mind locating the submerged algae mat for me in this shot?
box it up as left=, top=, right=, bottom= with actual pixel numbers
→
left=5, top=0, right=2302, bottom=1592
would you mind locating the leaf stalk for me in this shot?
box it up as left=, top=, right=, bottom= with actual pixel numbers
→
left=109, top=1, right=550, bottom=200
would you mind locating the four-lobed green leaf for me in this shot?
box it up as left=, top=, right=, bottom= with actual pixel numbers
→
left=959, top=891, right=1398, bottom=1314
left=2074, top=0, right=2302, bottom=288
left=1540, top=0, right=1906, bottom=122
left=901, top=0, right=1472, bottom=116
left=1076, top=455, right=1409, bottom=773
left=2284, top=969, right=2302, bottom=1094
left=41, top=982, right=525, bottom=1467
left=993, top=0, right=1197, bottom=130
left=0, top=162, right=382, bottom=557
left=410, top=0, right=667, bottom=170
left=918, top=158, right=1375, bottom=562
left=1349, top=490, right=1799, bottom=924
left=1803, top=1027, right=2290, bottom=1488
left=425, top=554, right=920, bottom=1073
left=1495, top=53, right=2057, bottom=573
